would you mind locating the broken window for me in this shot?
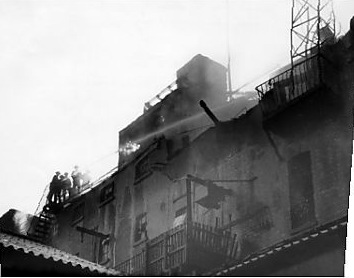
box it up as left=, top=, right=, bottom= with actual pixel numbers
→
left=288, top=151, right=316, bottom=230
left=134, top=213, right=147, bottom=242
left=71, top=202, right=84, bottom=226
left=99, top=182, right=114, bottom=206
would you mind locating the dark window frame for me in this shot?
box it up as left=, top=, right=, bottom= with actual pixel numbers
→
left=288, top=151, right=317, bottom=233
left=134, top=155, right=152, bottom=184
left=99, top=182, right=115, bottom=207
left=98, top=238, right=110, bottom=265
left=71, top=202, right=85, bottom=226
left=175, top=206, right=187, bottom=218
left=134, top=213, right=147, bottom=243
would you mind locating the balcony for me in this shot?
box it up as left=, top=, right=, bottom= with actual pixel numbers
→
left=115, top=222, right=238, bottom=276
left=256, top=55, right=324, bottom=118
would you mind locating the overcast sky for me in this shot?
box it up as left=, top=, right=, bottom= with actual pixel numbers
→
left=0, top=0, right=353, bottom=216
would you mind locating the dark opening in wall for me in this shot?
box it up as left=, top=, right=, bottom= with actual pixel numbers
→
left=288, top=151, right=316, bottom=231
left=134, top=213, right=147, bottom=242
left=99, top=182, right=115, bottom=207
left=134, top=155, right=152, bottom=184
left=98, top=238, right=110, bottom=265
left=71, top=202, right=84, bottom=226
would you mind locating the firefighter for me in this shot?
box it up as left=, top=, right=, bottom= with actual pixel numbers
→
left=62, top=172, right=72, bottom=201
left=58, top=174, right=66, bottom=203
left=71, top=165, right=82, bottom=193
left=47, top=171, right=61, bottom=204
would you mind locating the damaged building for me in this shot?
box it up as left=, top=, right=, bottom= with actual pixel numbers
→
left=2, top=14, right=353, bottom=277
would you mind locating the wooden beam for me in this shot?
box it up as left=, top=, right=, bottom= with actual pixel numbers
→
left=76, top=226, right=109, bottom=239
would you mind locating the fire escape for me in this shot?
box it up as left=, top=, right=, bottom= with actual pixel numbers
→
left=27, top=168, right=118, bottom=243
left=116, top=222, right=237, bottom=276
left=114, top=174, right=257, bottom=276
left=27, top=184, right=57, bottom=243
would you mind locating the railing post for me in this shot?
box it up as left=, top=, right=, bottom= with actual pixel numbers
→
left=163, top=231, right=169, bottom=273
left=144, top=241, right=149, bottom=276
left=186, top=178, right=193, bottom=264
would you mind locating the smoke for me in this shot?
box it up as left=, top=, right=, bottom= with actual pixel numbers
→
left=13, top=210, right=32, bottom=235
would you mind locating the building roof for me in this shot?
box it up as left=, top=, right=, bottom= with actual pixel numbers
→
left=208, top=216, right=347, bottom=276
left=0, top=231, right=121, bottom=276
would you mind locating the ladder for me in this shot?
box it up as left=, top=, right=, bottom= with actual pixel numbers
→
left=29, top=206, right=56, bottom=242
left=27, top=184, right=57, bottom=243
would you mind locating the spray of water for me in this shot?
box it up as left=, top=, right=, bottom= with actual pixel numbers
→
left=120, top=95, right=255, bottom=153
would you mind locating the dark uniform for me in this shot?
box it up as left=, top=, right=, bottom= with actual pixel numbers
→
left=62, top=172, right=72, bottom=200
left=58, top=175, right=66, bottom=203
left=47, top=172, right=61, bottom=204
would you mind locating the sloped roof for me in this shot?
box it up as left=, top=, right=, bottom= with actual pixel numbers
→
left=209, top=217, right=347, bottom=276
left=0, top=231, right=121, bottom=276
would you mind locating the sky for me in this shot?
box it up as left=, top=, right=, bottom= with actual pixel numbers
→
left=0, top=0, right=353, bottom=216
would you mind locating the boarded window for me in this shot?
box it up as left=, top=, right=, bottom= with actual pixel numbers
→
left=100, top=182, right=114, bottom=205
left=71, top=202, right=84, bottom=225
left=134, top=213, right=147, bottom=242
left=288, top=151, right=316, bottom=230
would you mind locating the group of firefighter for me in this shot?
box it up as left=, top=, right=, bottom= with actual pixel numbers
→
left=47, top=165, right=91, bottom=204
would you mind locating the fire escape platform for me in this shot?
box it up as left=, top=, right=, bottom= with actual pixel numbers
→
left=115, top=222, right=238, bottom=276
left=256, top=55, right=327, bottom=120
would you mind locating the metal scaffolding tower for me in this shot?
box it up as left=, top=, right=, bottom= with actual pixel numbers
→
left=290, top=0, right=336, bottom=90
left=291, top=0, right=336, bottom=62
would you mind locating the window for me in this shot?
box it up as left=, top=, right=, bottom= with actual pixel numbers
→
left=134, top=213, right=147, bottom=242
left=98, top=238, right=110, bottom=265
left=99, top=182, right=114, bottom=206
left=71, top=202, right=84, bottom=225
left=288, top=151, right=316, bottom=230
left=121, top=186, right=131, bottom=215
left=173, top=207, right=187, bottom=227
left=134, top=156, right=152, bottom=184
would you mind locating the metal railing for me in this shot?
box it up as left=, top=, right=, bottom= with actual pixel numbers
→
left=115, top=222, right=237, bottom=276
left=255, top=55, right=323, bottom=117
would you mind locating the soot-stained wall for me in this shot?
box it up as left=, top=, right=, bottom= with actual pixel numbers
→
left=50, top=26, right=353, bottom=272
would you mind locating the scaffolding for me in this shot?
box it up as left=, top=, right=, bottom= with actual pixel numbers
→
left=290, top=0, right=336, bottom=89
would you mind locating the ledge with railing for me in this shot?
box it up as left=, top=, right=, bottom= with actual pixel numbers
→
left=115, top=222, right=238, bottom=276
left=255, top=55, right=324, bottom=118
